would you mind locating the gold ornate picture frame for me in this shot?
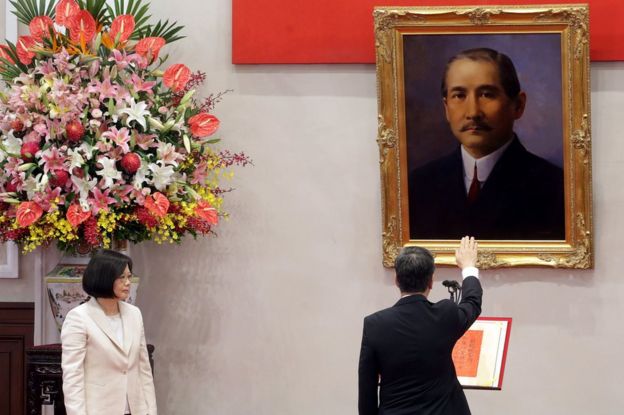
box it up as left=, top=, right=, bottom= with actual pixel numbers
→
left=375, top=5, right=592, bottom=269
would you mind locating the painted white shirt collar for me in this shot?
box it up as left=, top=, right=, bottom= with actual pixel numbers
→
left=460, top=137, right=514, bottom=193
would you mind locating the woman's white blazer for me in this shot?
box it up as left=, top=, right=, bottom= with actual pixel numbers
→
left=61, top=297, right=157, bottom=415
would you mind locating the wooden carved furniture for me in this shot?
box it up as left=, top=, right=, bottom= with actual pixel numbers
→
left=26, top=343, right=155, bottom=415
left=0, top=302, right=34, bottom=415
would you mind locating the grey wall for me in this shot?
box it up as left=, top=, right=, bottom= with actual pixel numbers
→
left=2, top=0, right=624, bottom=414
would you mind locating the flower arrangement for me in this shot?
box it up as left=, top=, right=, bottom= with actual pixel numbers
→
left=0, top=0, right=249, bottom=253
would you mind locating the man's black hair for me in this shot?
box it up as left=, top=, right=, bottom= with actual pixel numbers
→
left=394, top=246, right=435, bottom=293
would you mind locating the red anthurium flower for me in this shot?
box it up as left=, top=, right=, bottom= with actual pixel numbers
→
left=68, top=10, right=97, bottom=44
left=16, top=201, right=43, bottom=227
left=144, top=192, right=170, bottom=218
left=188, top=113, right=220, bottom=138
left=109, top=14, right=135, bottom=44
left=195, top=200, right=218, bottom=225
left=163, top=64, right=191, bottom=92
left=135, top=37, right=166, bottom=62
left=66, top=204, right=91, bottom=227
left=0, top=45, right=14, bottom=64
left=29, top=16, right=55, bottom=42
left=16, top=36, right=37, bottom=65
left=55, top=0, right=80, bottom=26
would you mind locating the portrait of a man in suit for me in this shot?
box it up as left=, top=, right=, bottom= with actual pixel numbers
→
left=408, top=47, right=565, bottom=240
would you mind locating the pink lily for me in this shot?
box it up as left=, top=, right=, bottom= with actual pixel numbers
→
left=88, top=186, right=116, bottom=215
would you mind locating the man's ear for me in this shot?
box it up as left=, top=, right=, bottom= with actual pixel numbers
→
left=443, top=97, right=450, bottom=122
left=513, top=91, right=527, bottom=119
left=428, top=276, right=434, bottom=290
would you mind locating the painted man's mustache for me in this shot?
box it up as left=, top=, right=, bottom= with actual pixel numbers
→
left=460, top=122, right=492, bottom=132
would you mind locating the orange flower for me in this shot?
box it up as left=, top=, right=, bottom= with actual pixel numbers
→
left=16, top=36, right=37, bottom=65
left=135, top=37, right=165, bottom=62
left=188, top=113, right=220, bottom=138
left=144, top=192, right=170, bottom=218
left=195, top=200, right=218, bottom=225
left=29, top=16, right=55, bottom=42
left=109, top=14, right=135, bottom=44
left=55, top=0, right=80, bottom=26
left=163, top=64, right=191, bottom=92
left=68, top=10, right=97, bottom=44
left=16, top=202, right=43, bottom=227
left=66, top=204, right=91, bottom=227
left=0, top=45, right=14, bottom=64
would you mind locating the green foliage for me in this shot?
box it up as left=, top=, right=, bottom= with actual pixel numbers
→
left=9, top=0, right=185, bottom=45
left=134, top=19, right=185, bottom=44
left=77, top=0, right=110, bottom=26
left=107, top=0, right=185, bottom=44
left=0, top=41, right=29, bottom=81
left=9, top=0, right=56, bottom=25
left=107, top=0, right=151, bottom=31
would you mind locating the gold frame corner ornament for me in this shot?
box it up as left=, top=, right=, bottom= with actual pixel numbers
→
left=456, top=8, right=502, bottom=25
left=375, top=5, right=593, bottom=269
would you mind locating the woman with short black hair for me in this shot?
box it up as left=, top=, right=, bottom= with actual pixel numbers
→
left=61, top=249, right=157, bottom=415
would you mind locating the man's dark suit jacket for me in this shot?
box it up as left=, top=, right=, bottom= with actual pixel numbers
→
left=408, top=137, right=564, bottom=240
left=358, top=276, right=482, bottom=415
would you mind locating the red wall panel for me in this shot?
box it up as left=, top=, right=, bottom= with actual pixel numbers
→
left=232, top=1, right=624, bottom=63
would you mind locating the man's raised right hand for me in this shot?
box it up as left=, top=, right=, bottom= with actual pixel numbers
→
left=455, top=236, right=478, bottom=270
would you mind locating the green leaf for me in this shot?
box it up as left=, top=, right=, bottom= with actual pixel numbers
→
left=0, top=41, right=28, bottom=81
left=133, top=19, right=185, bottom=44
left=77, top=0, right=110, bottom=26
left=9, top=0, right=55, bottom=25
left=106, top=0, right=154, bottom=42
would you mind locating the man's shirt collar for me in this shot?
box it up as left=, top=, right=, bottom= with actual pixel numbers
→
left=461, top=136, right=514, bottom=192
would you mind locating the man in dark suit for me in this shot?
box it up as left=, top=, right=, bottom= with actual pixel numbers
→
left=408, top=48, right=564, bottom=240
left=358, top=236, right=482, bottom=415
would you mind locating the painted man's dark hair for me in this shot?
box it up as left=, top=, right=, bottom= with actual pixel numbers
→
left=441, top=47, right=521, bottom=99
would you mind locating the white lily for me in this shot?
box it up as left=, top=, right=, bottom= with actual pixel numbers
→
left=67, top=148, right=85, bottom=170
left=71, top=176, right=98, bottom=202
left=132, top=160, right=149, bottom=190
left=3, top=132, right=21, bottom=156
left=95, top=157, right=122, bottom=188
left=23, top=173, right=48, bottom=199
left=78, top=142, right=95, bottom=160
left=118, top=98, right=150, bottom=130
left=148, top=162, right=175, bottom=191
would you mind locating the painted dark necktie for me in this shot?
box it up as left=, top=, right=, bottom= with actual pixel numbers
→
left=467, top=163, right=480, bottom=204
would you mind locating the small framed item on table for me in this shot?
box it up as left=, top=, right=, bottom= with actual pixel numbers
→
left=452, top=317, right=512, bottom=390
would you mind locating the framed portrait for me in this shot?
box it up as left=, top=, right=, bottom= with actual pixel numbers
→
left=375, top=5, right=592, bottom=268
left=452, top=317, right=512, bottom=390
